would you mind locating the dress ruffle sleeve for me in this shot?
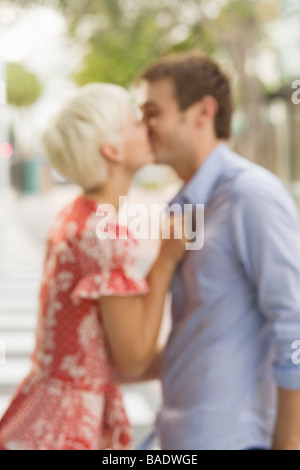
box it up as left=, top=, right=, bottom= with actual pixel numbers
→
left=71, top=218, right=149, bottom=304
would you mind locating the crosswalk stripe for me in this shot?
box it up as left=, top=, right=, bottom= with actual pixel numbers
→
left=0, top=358, right=31, bottom=385
left=0, top=273, right=41, bottom=281
left=0, top=314, right=37, bottom=330
left=0, top=395, right=11, bottom=418
left=0, top=274, right=42, bottom=288
left=0, top=264, right=41, bottom=272
left=0, top=300, right=38, bottom=310
left=0, top=332, right=35, bottom=356
left=0, top=286, right=39, bottom=293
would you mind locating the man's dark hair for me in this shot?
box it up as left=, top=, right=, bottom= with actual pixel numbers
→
left=139, top=51, right=233, bottom=139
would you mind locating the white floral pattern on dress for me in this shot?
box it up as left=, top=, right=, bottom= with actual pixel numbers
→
left=60, top=355, right=86, bottom=379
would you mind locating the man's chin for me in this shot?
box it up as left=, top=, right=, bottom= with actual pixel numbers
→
left=149, top=143, right=169, bottom=164
left=154, top=153, right=169, bottom=165
left=150, top=148, right=164, bottom=164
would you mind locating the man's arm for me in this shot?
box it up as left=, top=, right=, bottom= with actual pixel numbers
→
left=231, top=187, right=300, bottom=450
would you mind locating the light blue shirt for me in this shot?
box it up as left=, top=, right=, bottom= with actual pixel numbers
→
left=156, top=143, right=300, bottom=450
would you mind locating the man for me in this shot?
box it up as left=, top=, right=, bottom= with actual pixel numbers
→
left=137, top=52, right=300, bottom=450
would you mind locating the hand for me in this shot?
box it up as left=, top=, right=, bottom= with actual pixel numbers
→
left=159, top=213, right=188, bottom=266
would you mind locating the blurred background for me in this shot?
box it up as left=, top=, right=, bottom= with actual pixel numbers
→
left=0, top=0, right=300, bottom=449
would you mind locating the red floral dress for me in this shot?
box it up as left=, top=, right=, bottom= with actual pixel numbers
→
left=0, top=194, right=149, bottom=450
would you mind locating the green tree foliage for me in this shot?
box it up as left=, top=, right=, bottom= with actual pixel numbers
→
left=73, top=10, right=163, bottom=87
left=7, top=0, right=282, bottom=163
left=69, top=0, right=192, bottom=87
left=6, top=63, right=43, bottom=108
left=7, top=1, right=280, bottom=89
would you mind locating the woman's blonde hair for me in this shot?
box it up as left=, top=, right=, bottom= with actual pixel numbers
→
left=42, top=83, right=132, bottom=191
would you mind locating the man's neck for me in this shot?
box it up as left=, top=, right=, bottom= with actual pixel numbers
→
left=181, top=139, right=225, bottom=183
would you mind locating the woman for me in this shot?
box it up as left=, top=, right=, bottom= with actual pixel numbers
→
left=0, top=83, right=186, bottom=450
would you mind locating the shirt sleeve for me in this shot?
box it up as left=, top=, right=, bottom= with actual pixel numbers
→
left=71, top=226, right=149, bottom=304
left=231, top=189, right=300, bottom=390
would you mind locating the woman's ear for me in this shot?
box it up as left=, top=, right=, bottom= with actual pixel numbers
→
left=100, top=143, right=123, bottom=163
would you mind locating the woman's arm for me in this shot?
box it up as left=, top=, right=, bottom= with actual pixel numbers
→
left=113, top=345, right=165, bottom=384
left=100, top=219, right=185, bottom=378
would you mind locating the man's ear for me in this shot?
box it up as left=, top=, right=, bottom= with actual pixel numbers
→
left=100, top=143, right=122, bottom=163
left=195, top=96, right=219, bottom=127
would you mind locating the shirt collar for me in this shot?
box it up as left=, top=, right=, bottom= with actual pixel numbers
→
left=169, top=142, right=236, bottom=207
